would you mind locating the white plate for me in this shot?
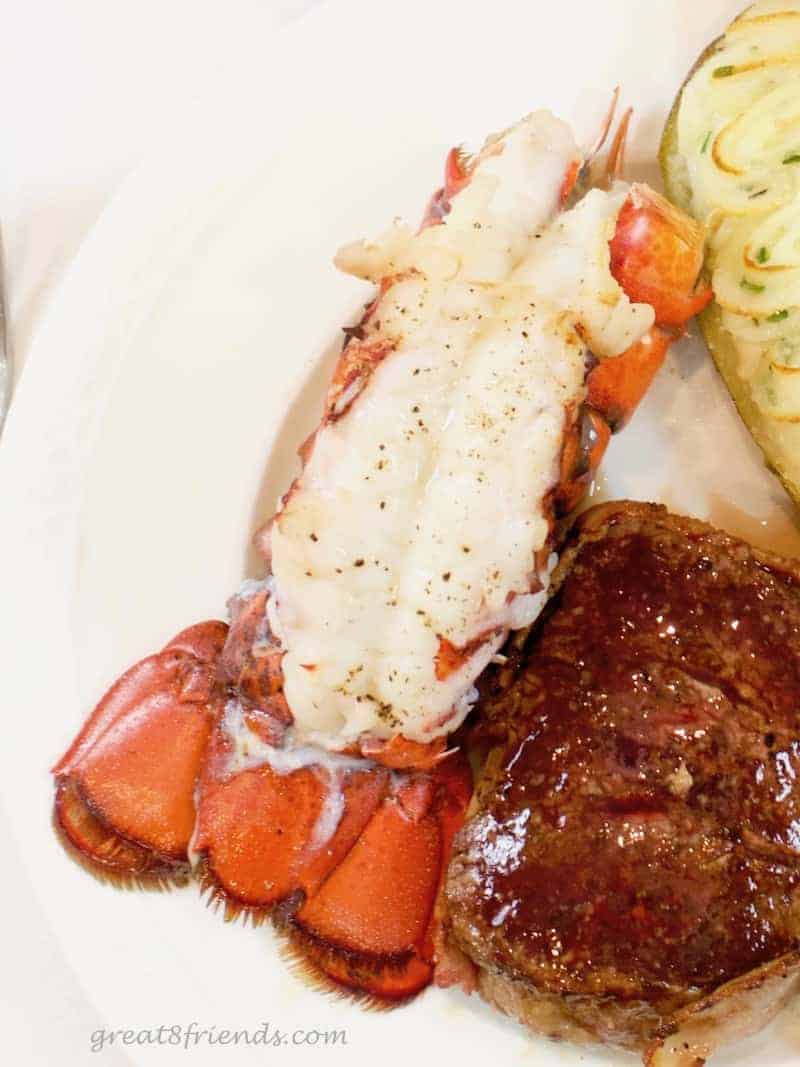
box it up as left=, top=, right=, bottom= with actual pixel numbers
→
left=2, top=0, right=799, bottom=1064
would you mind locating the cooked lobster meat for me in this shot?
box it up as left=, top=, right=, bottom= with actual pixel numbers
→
left=444, top=502, right=800, bottom=1064
left=52, top=106, right=709, bottom=1002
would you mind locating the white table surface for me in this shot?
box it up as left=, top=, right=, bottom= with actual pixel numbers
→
left=0, top=4, right=319, bottom=1062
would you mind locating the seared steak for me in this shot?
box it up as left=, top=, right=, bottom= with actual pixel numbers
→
left=445, top=502, right=800, bottom=1065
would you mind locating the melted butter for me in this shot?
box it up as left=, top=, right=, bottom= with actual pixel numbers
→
left=219, top=700, right=374, bottom=851
left=706, top=491, right=800, bottom=557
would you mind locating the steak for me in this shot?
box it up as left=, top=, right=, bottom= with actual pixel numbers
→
left=444, top=502, right=800, bottom=1065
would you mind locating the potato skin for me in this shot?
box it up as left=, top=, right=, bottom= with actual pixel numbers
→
left=659, top=31, right=800, bottom=507
left=658, top=37, right=722, bottom=213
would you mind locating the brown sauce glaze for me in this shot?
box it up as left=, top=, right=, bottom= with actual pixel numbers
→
left=466, top=514, right=800, bottom=1002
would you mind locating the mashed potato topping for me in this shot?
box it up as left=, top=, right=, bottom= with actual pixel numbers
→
left=676, top=1, right=800, bottom=427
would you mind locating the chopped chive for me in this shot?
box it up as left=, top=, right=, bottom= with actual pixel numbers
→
left=783, top=152, right=800, bottom=165
left=756, top=246, right=770, bottom=264
left=741, top=277, right=766, bottom=293
left=700, top=130, right=712, bottom=154
left=713, top=64, right=736, bottom=78
left=767, top=309, right=789, bottom=323
left=748, top=187, right=769, bottom=199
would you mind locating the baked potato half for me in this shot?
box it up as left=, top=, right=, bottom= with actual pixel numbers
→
left=660, top=1, right=800, bottom=506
